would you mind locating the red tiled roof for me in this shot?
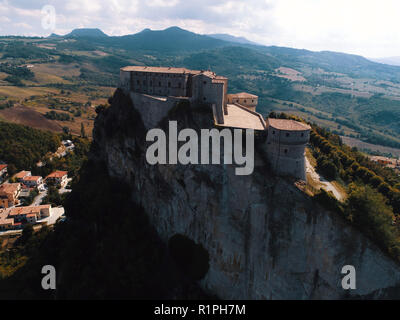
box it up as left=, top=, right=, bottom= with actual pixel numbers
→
left=0, top=183, right=20, bottom=195
left=46, top=171, right=68, bottom=179
left=120, top=66, right=225, bottom=80
left=0, top=164, right=7, bottom=171
left=267, top=118, right=311, bottom=131
left=14, top=171, right=31, bottom=179
left=23, top=176, right=42, bottom=182
left=7, top=205, right=49, bottom=216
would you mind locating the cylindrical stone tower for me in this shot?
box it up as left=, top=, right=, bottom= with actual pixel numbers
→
left=266, top=118, right=311, bottom=181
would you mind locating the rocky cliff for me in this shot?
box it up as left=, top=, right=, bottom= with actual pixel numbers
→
left=91, top=89, right=400, bottom=299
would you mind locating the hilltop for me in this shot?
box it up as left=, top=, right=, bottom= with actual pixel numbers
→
left=64, top=28, right=109, bottom=38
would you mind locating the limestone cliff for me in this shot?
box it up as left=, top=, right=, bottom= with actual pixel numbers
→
left=91, top=89, right=400, bottom=299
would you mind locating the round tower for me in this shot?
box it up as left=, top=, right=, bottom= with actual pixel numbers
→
left=266, top=118, right=311, bottom=180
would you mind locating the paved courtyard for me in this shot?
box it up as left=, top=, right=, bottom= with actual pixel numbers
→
left=219, top=104, right=266, bottom=131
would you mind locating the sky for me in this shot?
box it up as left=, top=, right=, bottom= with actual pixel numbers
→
left=0, top=0, right=399, bottom=58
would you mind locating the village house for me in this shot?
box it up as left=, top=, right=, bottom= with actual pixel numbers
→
left=14, top=170, right=31, bottom=182
left=0, top=164, right=7, bottom=179
left=0, top=183, right=21, bottom=208
left=0, top=204, right=53, bottom=230
left=46, top=171, right=68, bottom=188
left=22, top=175, right=43, bottom=188
left=370, top=156, right=400, bottom=170
left=0, top=209, right=16, bottom=230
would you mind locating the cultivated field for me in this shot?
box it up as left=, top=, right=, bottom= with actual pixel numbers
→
left=341, top=136, right=400, bottom=157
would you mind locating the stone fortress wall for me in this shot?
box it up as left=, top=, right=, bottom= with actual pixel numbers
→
left=227, top=92, right=258, bottom=112
left=119, top=66, right=311, bottom=180
left=120, top=66, right=227, bottom=124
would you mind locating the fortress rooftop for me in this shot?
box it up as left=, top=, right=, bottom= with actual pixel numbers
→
left=120, top=66, right=227, bottom=80
left=228, top=92, right=258, bottom=98
left=267, top=118, right=311, bottom=131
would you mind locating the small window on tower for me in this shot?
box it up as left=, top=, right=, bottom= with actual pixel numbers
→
left=272, top=130, right=275, bottom=134
left=301, top=133, right=304, bottom=137
left=168, top=82, right=171, bottom=88
left=286, top=133, right=290, bottom=137
left=159, top=82, right=161, bottom=86
left=284, top=149, right=288, bottom=154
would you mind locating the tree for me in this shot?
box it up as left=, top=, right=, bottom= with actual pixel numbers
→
left=345, top=184, right=397, bottom=250
left=80, top=123, right=86, bottom=138
left=62, top=126, right=70, bottom=135
left=20, top=224, right=34, bottom=244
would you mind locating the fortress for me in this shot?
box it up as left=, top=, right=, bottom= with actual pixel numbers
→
left=119, top=66, right=311, bottom=180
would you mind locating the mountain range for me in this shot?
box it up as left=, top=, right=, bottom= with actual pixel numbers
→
left=50, top=26, right=395, bottom=69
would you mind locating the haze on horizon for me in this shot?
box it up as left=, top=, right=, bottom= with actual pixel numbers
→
left=0, top=0, right=399, bottom=59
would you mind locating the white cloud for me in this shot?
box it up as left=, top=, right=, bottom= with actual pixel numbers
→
left=13, top=22, right=32, bottom=29
left=147, top=0, right=180, bottom=8
left=0, top=0, right=399, bottom=58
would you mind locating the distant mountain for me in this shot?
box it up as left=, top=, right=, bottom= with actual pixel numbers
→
left=111, top=26, right=228, bottom=53
left=208, top=33, right=260, bottom=46
left=48, top=33, right=61, bottom=38
left=369, top=56, right=400, bottom=66
left=65, top=28, right=108, bottom=38
left=45, top=26, right=400, bottom=82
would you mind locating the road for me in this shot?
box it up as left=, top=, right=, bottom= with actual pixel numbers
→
left=305, top=157, right=345, bottom=201
left=32, top=189, right=48, bottom=206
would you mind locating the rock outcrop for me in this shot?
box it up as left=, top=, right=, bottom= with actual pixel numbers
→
left=91, top=89, right=400, bottom=299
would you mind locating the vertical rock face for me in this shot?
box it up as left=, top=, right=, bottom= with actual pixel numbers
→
left=92, top=89, right=400, bottom=299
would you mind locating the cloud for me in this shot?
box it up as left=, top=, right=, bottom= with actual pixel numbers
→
left=0, top=0, right=399, bottom=58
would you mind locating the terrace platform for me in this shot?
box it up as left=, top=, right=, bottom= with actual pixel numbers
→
left=217, top=104, right=266, bottom=131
